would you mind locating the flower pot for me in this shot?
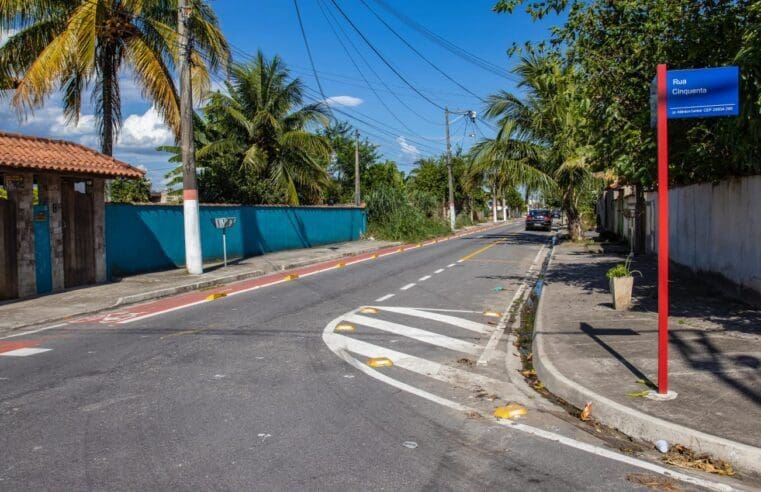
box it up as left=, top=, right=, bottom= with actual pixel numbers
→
left=610, top=276, right=634, bottom=310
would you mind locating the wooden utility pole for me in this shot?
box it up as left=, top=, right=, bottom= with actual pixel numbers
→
left=445, top=107, right=455, bottom=231
left=354, top=129, right=360, bottom=206
left=179, top=0, right=203, bottom=275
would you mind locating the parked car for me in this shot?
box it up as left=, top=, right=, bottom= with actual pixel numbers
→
left=526, top=209, right=552, bottom=231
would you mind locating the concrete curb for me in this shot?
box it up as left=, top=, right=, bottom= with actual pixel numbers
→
left=532, top=257, right=761, bottom=475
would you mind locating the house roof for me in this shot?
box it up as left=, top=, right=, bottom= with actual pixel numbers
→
left=0, top=131, right=145, bottom=179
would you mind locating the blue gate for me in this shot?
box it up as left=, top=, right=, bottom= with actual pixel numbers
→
left=33, top=204, right=52, bottom=294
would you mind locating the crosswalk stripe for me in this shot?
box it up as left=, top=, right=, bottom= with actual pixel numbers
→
left=325, top=332, right=519, bottom=399
left=346, top=314, right=481, bottom=355
left=0, top=348, right=51, bottom=357
left=370, top=306, right=489, bottom=334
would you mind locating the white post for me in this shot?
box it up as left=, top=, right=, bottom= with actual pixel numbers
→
left=222, top=229, right=227, bottom=267
left=502, top=198, right=508, bottom=221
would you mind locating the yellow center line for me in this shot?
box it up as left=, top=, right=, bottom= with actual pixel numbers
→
left=459, top=239, right=505, bottom=262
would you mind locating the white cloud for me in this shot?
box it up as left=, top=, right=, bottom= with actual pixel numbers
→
left=118, top=106, right=174, bottom=149
left=322, top=95, right=363, bottom=107
left=396, top=136, right=420, bottom=158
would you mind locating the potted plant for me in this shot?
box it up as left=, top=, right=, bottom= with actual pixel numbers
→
left=606, top=254, right=641, bottom=310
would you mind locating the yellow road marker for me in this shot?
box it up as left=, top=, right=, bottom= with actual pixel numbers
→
left=398, top=247, right=405, bottom=252
left=359, top=307, right=379, bottom=314
left=284, top=274, right=299, bottom=281
left=416, top=242, right=422, bottom=247
left=371, top=254, right=379, bottom=259
left=494, top=404, right=528, bottom=419
left=367, top=357, right=393, bottom=368
left=483, top=310, right=502, bottom=318
left=335, top=323, right=356, bottom=332
left=336, top=262, right=346, bottom=268
left=206, top=293, right=227, bottom=301
left=460, top=239, right=504, bottom=262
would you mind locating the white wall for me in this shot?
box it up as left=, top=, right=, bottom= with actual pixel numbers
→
left=643, top=176, right=761, bottom=295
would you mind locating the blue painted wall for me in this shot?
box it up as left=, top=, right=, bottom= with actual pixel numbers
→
left=106, top=204, right=367, bottom=277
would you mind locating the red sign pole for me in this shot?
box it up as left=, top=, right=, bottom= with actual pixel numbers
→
left=656, top=64, right=669, bottom=394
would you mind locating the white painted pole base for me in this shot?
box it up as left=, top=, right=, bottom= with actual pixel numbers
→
left=184, top=198, right=203, bottom=275
left=449, top=203, right=456, bottom=231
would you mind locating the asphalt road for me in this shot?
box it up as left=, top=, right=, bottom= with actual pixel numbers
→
left=0, top=223, right=727, bottom=490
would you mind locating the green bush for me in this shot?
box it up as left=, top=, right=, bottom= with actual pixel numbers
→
left=365, top=185, right=450, bottom=242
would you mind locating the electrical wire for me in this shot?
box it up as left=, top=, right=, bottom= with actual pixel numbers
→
left=293, top=0, right=328, bottom=103
left=327, top=0, right=446, bottom=111
left=357, top=0, right=486, bottom=102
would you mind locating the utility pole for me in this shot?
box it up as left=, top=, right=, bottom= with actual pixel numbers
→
left=445, top=107, right=455, bottom=231
left=179, top=0, right=202, bottom=275
left=354, top=129, right=360, bottom=206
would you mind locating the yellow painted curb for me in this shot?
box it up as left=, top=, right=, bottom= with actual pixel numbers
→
left=483, top=310, right=502, bottom=318
left=367, top=357, right=393, bottom=368
left=359, top=307, right=379, bottom=314
left=335, top=323, right=355, bottom=332
left=336, top=262, right=346, bottom=268
left=206, top=293, right=227, bottom=301
left=284, top=274, right=299, bottom=281
left=371, top=254, right=379, bottom=259
left=494, top=404, right=528, bottom=420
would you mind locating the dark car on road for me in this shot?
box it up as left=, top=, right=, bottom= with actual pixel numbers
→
left=526, top=209, right=552, bottom=231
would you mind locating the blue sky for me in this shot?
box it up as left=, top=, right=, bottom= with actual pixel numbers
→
left=0, top=0, right=564, bottom=189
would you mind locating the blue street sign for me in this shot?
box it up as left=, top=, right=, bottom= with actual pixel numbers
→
left=666, top=66, right=739, bottom=119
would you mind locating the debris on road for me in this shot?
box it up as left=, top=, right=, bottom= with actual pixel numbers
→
left=662, top=444, right=735, bottom=476
left=580, top=402, right=592, bottom=421
left=494, top=404, right=528, bottom=420
left=402, top=441, right=418, bottom=449
left=655, top=440, right=669, bottom=453
left=625, top=473, right=681, bottom=491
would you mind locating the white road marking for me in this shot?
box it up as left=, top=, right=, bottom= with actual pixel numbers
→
left=345, top=314, right=481, bottom=355
left=0, top=323, right=68, bottom=340
left=418, top=275, right=431, bottom=282
left=373, top=306, right=488, bottom=333
left=0, top=348, right=52, bottom=357
left=456, top=259, right=464, bottom=263
left=400, top=283, right=416, bottom=291
left=434, top=268, right=445, bottom=274
left=322, top=311, right=731, bottom=492
left=477, top=284, right=527, bottom=366
left=375, top=294, right=395, bottom=302
left=447, top=263, right=456, bottom=268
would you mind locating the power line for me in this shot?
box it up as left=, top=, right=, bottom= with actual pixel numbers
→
left=293, top=0, right=328, bottom=102
left=370, top=0, right=520, bottom=83
left=317, top=0, right=444, bottom=127
left=327, top=0, right=446, bottom=111
left=358, top=0, right=486, bottom=102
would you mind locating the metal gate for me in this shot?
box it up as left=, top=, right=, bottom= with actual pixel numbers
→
left=33, top=204, right=52, bottom=294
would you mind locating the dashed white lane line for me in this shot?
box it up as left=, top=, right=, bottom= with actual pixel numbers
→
left=400, top=283, right=416, bottom=291
left=434, top=268, right=445, bottom=274
left=447, top=263, right=456, bottom=268
left=373, top=306, right=489, bottom=334
left=345, top=314, right=481, bottom=355
left=0, top=348, right=52, bottom=357
left=418, top=275, right=431, bottom=282
left=375, top=294, right=395, bottom=302
left=456, top=259, right=464, bottom=263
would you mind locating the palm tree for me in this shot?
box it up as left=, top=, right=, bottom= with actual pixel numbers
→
left=470, top=119, right=554, bottom=222
left=0, top=0, right=229, bottom=156
left=482, top=55, right=597, bottom=240
left=198, top=51, right=331, bottom=205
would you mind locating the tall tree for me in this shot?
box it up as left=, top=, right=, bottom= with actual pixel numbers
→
left=0, top=0, right=229, bottom=155
left=198, top=52, right=331, bottom=205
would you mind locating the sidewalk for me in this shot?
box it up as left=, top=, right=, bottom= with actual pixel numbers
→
left=533, top=236, right=761, bottom=474
left=0, top=238, right=399, bottom=334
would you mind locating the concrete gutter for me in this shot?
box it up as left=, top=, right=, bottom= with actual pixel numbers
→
left=532, top=251, right=761, bottom=475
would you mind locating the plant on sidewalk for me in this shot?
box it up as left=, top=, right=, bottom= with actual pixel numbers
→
left=605, top=254, right=641, bottom=279
left=606, top=254, right=640, bottom=310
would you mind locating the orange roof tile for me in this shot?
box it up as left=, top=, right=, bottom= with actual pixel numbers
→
left=0, top=131, right=145, bottom=179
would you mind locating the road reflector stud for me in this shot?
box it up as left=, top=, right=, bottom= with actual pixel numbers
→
left=284, top=274, right=299, bottom=281
left=335, top=323, right=355, bottom=332
left=494, top=404, right=528, bottom=420
left=359, top=307, right=379, bottom=314
left=367, top=357, right=393, bottom=368
left=206, top=293, right=227, bottom=301
left=483, top=310, right=502, bottom=318
left=336, top=262, right=346, bottom=268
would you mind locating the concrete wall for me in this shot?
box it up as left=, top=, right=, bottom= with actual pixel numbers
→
left=599, top=176, right=761, bottom=298
left=106, top=204, right=368, bottom=277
